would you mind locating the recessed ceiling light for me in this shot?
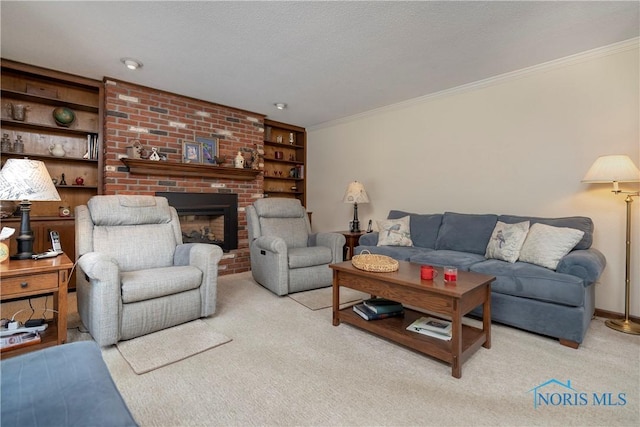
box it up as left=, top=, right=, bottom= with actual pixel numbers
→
left=274, top=103, right=287, bottom=110
left=121, top=58, right=143, bottom=70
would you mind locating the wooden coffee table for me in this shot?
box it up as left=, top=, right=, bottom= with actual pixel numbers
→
left=330, top=261, right=494, bottom=378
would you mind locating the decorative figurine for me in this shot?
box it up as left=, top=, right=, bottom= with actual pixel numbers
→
left=127, top=140, right=143, bottom=159
left=149, top=147, right=160, bottom=161
left=251, top=149, right=260, bottom=170
left=234, top=151, right=245, bottom=168
left=60, top=173, right=67, bottom=186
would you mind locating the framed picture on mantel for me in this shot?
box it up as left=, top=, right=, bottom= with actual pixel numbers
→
left=182, top=140, right=202, bottom=164
left=197, top=137, right=219, bottom=164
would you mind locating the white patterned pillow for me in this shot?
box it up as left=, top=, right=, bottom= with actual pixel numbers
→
left=518, top=223, right=585, bottom=270
left=485, top=221, right=530, bottom=263
left=377, top=216, right=413, bottom=247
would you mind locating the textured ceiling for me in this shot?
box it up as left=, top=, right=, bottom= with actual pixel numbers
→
left=1, top=1, right=638, bottom=128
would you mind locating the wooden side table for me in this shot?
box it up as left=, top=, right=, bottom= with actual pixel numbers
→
left=337, top=230, right=366, bottom=260
left=1, top=253, right=73, bottom=358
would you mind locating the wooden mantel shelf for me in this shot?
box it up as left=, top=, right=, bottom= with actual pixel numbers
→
left=120, top=158, right=261, bottom=180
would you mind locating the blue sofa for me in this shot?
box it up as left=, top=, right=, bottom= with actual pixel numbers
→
left=356, top=211, right=606, bottom=348
left=1, top=341, right=137, bottom=427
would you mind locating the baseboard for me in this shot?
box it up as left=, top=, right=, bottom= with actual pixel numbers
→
left=594, top=308, right=640, bottom=324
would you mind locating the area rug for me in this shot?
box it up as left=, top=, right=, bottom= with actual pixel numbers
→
left=288, top=286, right=369, bottom=310
left=116, top=320, right=232, bottom=374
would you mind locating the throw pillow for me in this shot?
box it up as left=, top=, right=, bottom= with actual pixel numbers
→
left=485, top=221, right=530, bottom=263
left=518, top=223, right=585, bottom=270
left=377, top=216, right=413, bottom=247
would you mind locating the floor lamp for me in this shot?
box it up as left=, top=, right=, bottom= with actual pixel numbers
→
left=343, top=181, right=369, bottom=232
left=582, top=154, right=640, bottom=334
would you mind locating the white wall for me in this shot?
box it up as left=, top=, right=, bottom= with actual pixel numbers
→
left=306, top=40, right=640, bottom=317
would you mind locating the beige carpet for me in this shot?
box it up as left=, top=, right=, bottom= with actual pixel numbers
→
left=116, top=319, right=231, bottom=374
left=288, top=286, right=369, bottom=310
left=87, top=272, right=639, bottom=426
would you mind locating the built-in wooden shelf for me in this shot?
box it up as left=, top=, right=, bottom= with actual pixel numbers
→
left=120, top=158, right=262, bottom=180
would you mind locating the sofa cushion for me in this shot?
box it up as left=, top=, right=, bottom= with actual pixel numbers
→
left=470, top=259, right=585, bottom=306
left=498, top=214, right=593, bottom=250
left=519, top=223, right=584, bottom=270
left=409, top=250, right=486, bottom=271
left=377, top=216, right=413, bottom=246
left=485, top=221, right=530, bottom=263
left=355, top=245, right=429, bottom=261
left=435, top=212, right=498, bottom=255
left=388, top=211, right=442, bottom=249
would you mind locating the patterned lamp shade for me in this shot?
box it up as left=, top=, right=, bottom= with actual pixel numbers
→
left=0, top=158, right=61, bottom=202
left=343, top=181, right=370, bottom=204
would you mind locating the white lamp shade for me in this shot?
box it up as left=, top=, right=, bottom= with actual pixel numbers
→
left=0, top=158, right=61, bottom=201
left=582, top=155, right=640, bottom=183
left=343, top=181, right=370, bottom=204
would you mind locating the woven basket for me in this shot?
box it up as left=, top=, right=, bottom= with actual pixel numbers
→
left=351, top=250, right=399, bottom=272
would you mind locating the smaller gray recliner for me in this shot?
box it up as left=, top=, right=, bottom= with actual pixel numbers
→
left=246, top=198, right=345, bottom=296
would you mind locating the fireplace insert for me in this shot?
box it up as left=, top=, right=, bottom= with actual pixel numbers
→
left=156, top=192, right=238, bottom=252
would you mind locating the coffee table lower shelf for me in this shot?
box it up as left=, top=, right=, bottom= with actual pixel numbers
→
left=339, top=307, right=486, bottom=367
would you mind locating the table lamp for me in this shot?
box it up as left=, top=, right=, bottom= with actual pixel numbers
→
left=343, top=181, right=369, bottom=232
left=0, top=158, right=61, bottom=259
left=582, top=154, right=640, bottom=334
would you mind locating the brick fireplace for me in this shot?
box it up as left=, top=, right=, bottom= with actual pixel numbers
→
left=102, top=78, right=265, bottom=274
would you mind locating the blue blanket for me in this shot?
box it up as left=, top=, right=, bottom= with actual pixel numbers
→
left=1, top=341, right=137, bottom=427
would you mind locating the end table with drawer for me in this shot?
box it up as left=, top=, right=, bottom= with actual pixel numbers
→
left=1, top=253, right=74, bottom=358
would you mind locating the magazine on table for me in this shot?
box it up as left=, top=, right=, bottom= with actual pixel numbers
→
left=406, top=317, right=452, bottom=340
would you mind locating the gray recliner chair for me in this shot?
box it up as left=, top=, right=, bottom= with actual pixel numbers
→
left=246, top=198, right=345, bottom=296
left=75, top=195, right=223, bottom=346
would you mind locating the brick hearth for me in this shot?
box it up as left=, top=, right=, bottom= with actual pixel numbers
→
left=103, top=78, right=265, bottom=274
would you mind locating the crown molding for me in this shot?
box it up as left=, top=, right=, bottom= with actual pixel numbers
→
left=309, top=37, right=639, bottom=131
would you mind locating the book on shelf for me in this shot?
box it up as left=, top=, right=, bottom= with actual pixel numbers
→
left=86, top=134, right=99, bottom=160
left=362, top=298, right=404, bottom=314
left=353, top=303, right=404, bottom=321
left=406, top=317, right=452, bottom=341
left=0, top=332, right=41, bottom=352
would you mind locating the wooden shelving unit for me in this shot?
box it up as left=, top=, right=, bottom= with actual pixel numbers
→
left=1, top=59, right=104, bottom=217
left=263, top=119, right=306, bottom=206
left=1, top=59, right=104, bottom=279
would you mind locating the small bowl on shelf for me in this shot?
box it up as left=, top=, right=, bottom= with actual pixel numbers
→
left=52, top=107, right=76, bottom=127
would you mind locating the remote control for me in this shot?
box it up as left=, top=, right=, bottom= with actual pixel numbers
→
left=32, top=251, right=61, bottom=260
